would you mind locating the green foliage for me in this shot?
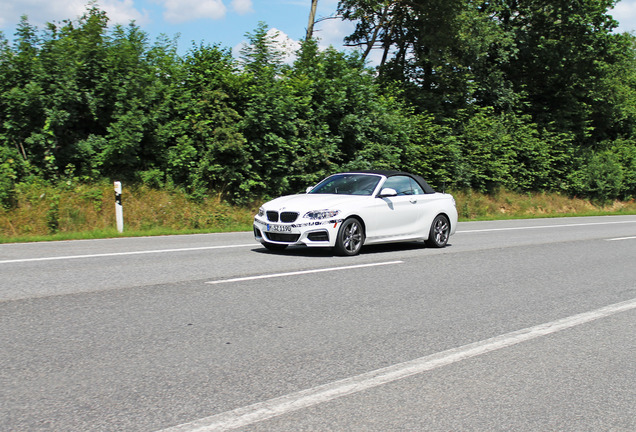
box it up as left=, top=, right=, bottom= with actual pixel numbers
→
left=400, top=114, right=460, bottom=190
left=339, top=0, right=635, bottom=144
left=0, top=3, right=635, bottom=206
left=167, top=43, right=248, bottom=201
left=46, top=194, right=60, bottom=234
left=612, top=138, right=636, bottom=199
left=139, top=168, right=165, bottom=189
left=574, top=150, right=625, bottom=204
left=568, top=139, right=636, bottom=203
left=0, top=147, right=27, bottom=208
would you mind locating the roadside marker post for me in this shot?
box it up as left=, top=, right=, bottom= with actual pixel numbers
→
left=114, top=181, right=124, bottom=233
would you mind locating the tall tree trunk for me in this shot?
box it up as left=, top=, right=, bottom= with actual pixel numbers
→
left=306, top=0, right=319, bottom=40
left=363, top=4, right=390, bottom=62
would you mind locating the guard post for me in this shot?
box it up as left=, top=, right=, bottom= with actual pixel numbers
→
left=114, top=181, right=124, bottom=233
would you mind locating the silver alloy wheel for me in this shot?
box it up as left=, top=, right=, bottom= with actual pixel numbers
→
left=336, top=218, right=364, bottom=256
left=426, top=214, right=450, bottom=248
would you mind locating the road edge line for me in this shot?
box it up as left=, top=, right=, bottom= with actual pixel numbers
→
left=158, top=297, right=636, bottom=432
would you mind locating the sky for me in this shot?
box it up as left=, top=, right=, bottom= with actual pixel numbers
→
left=0, top=0, right=354, bottom=59
left=1, top=0, right=636, bottom=62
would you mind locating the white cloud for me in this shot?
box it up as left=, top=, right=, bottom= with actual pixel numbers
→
left=0, top=0, right=147, bottom=29
left=232, top=18, right=376, bottom=67
left=611, top=0, right=636, bottom=32
left=268, top=27, right=301, bottom=63
left=101, top=0, right=149, bottom=26
left=159, top=0, right=255, bottom=24
left=234, top=27, right=300, bottom=64
left=231, top=0, right=253, bottom=15
left=161, top=0, right=227, bottom=23
left=313, top=16, right=354, bottom=49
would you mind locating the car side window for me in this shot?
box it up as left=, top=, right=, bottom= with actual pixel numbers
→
left=383, top=176, right=418, bottom=196
left=409, top=178, right=425, bottom=195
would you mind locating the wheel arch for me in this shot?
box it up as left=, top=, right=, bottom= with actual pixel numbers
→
left=423, top=211, right=453, bottom=242
left=343, top=214, right=367, bottom=239
left=435, top=211, right=452, bottom=231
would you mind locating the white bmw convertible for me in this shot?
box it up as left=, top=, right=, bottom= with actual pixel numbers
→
left=253, top=171, right=458, bottom=256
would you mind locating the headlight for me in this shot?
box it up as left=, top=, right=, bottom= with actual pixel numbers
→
left=257, top=207, right=265, bottom=217
left=304, top=209, right=340, bottom=220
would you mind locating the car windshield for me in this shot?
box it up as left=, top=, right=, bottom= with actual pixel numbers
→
left=309, top=174, right=381, bottom=196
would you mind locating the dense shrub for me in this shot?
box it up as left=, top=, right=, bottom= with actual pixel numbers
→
left=0, top=5, right=635, bottom=204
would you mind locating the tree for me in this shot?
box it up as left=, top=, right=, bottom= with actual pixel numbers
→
left=1, top=17, right=46, bottom=172
left=337, top=0, right=498, bottom=115
left=288, top=39, right=420, bottom=184
left=165, top=43, right=248, bottom=201
left=337, top=0, right=627, bottom=129
left=36, top=5, right=110, bottom=177
left=497, top=0, right=622, bottom=141
left=239, top=22, right=297, bottom=197
left=307, top=0, right=319, bottom=40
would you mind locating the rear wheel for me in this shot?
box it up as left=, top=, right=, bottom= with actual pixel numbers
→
left=335, top=218, right=364, bottom=256
left=425, top=214, right=450, bottom=248
left=262, top=242, right=288, bottom=252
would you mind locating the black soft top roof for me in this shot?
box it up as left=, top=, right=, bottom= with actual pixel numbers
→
left=347, top=170, right=436, bottom=194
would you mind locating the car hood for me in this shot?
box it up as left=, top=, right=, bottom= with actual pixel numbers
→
left=262, top=194, right=370, bottom=213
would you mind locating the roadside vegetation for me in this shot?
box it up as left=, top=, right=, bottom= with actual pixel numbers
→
left=1, top=2, right=635, bottom=243
left=1, top=181, right=634, bottom=243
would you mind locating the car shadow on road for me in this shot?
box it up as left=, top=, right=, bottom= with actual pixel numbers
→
left=252, top=242, right=452, bottom=257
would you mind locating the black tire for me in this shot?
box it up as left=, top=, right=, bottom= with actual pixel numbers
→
left=262, top=242, right=288, bottom=252
left=425, top=214, right=450, bottom=248
left=335, top=218, right=365, bottom=256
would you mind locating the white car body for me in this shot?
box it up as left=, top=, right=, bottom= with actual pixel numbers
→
left=253, top=171, right=458, bottom=255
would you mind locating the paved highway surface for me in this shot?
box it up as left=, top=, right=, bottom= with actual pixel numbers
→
left=1, top=215, right=635, bottom=431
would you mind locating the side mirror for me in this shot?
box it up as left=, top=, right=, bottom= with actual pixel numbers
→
left=306, top=186, right=314, bottom=193
left=378, top=187, right=397, bottom=198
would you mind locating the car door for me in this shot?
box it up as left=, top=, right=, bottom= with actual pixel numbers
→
left=369, top=175, right=423, bottom=240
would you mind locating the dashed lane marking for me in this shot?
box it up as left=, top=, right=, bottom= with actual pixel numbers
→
left=0, top=244, right=255, bottom=265
left=206, top=261, right=404, bottom=284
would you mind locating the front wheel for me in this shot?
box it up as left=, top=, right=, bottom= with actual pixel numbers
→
left=334, top=218, right=365, bottom=256
left=425, top=214, right=450, bottom=248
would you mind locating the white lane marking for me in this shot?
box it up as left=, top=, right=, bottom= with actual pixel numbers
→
left=206, top=261, right=404, bottom=285
left=0, top=244, right=255, bottom=265
left=4, top=219, right=634, bottom=264
left=157, top=297, right=636, bottom=432
left=458, top=220, right=636, bottom=234
left=606, top=236, right=636, bottom=241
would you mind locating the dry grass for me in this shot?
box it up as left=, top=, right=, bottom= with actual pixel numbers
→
left=0, top=181, right=257, bottom=242
left=1, top=182, right=635, bottom=243
left=453, top=189, right=636, bottom=220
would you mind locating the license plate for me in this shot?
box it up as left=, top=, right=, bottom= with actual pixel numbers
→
left=267, top=224, right=291, bottom=232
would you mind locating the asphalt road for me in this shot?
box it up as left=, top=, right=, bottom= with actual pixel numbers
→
left=1, top=215, right=635, bottom=431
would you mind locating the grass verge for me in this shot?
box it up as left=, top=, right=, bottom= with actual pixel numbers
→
left=453, top=189, right=636, bottom=220
left=1, top=182, right=635, bottom=243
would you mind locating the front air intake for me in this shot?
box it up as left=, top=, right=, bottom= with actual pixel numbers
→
left=264, top=233, right=300, bottom=242
left=307, top=231, right=329, bottom=242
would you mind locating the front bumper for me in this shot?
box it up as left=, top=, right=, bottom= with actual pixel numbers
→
left=253, top=217, right=342, bottom=248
